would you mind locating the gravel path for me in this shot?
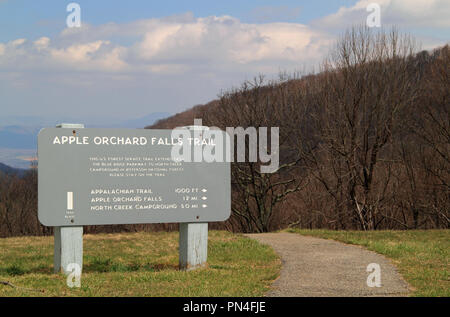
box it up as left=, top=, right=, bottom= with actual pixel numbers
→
left=245, top=232, right=410, bottom=297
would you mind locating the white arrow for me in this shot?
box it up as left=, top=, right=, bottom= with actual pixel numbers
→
left=202, top=204, right=207, bottom=208
left=201, top=196, right=207, bottom=200
left=201, top=189, right=207, bottom=192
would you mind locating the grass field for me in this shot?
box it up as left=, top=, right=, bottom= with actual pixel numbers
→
left=287, top=229, right=449, bottom=297
left=0, top=231, right=280, bottom=297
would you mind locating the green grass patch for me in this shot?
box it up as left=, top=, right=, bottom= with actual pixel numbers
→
left=0, top=231, right=280, bottom=297
left=287, top=229, right=449, bottom=297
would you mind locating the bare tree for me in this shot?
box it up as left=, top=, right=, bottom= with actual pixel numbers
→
left=403, top=45, right=450, bottom=228
left=205, top=75, right=307, bottom=232
left=296, top=26, right=421, bottom=230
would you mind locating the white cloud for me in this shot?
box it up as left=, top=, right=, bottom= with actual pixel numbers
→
left=11, top=38, right=26, bottom=46
left=33, top=37, right=50, bottom=50
left=0, top=9, right=447, bottom=122
left=128, top=16, right=331, bottom=67
left=315, top=0, right=450, bottom=29
left=0, top=15, right=332, bottom=75
left=0, top=10, right=446, bottom=90
left=51, top=40, right=107, bottom=64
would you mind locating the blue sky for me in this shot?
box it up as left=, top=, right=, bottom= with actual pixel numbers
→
left=0, top=0, right=358, bottom=41
left=0, top=0, right=449, bottom=126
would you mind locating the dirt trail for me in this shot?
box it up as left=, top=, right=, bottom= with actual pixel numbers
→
left=245, top=232, right=410, bottom=297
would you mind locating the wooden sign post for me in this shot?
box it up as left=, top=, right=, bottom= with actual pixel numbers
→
left=53, top=123, right=84, bottom=274
left=179, top=223, right=208, bottom=270
left=179, top=125, right=209, bottom=270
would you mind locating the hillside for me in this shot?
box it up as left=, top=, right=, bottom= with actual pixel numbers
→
left=148, top=46, right=448, bottom=131
left=145, top=41, right=449, bottom=233
left=0, top=162, right=26, bottom=177
left=146, top=102, right=217, bottom=129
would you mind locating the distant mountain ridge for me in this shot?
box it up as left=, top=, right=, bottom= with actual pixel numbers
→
left=119, top=112, right=170, bottom=129
left=0, top=112, right=171, bottom=169
left=0, top=125, right=40, bottom=149
left=0, top=112, right=171, bottom=149
left=0, top=162, right=27, bottom=176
